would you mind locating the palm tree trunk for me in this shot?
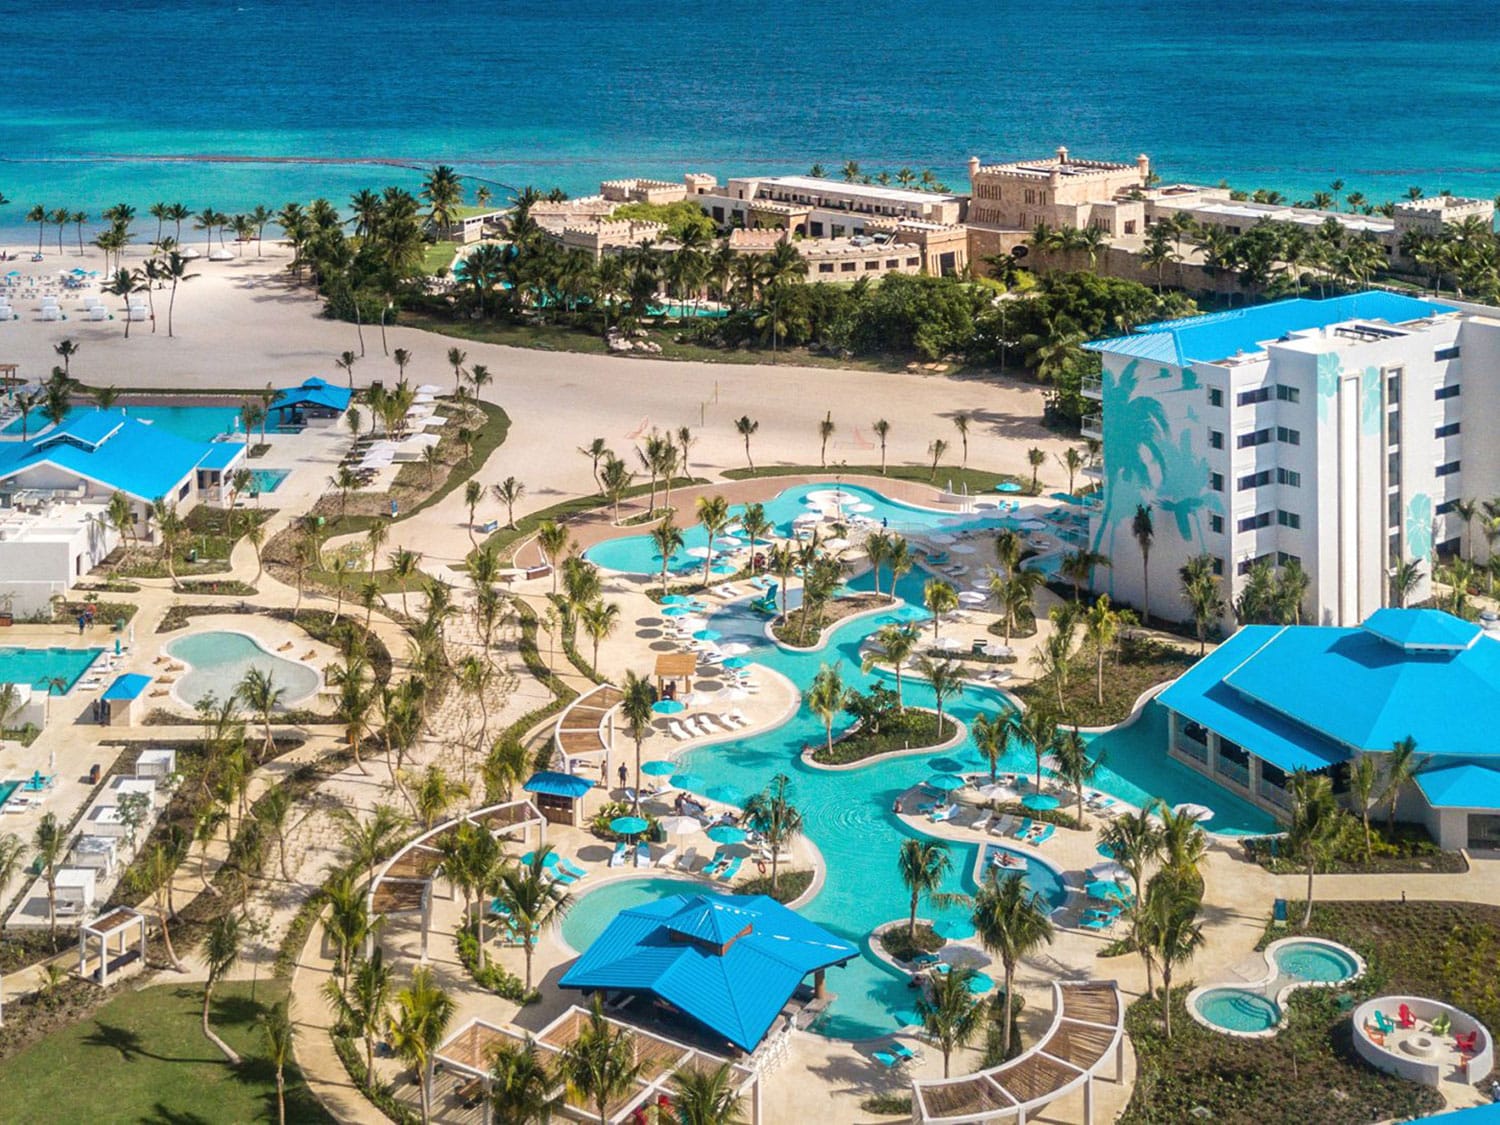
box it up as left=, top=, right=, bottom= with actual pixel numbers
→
left=1302, top=862, right=1315, bottom=928
left=1161, top=968, right=1173, bottom=1039
left=202, top=984, right=242, bottom=1063
left=1002, top=963, right=1016, bottom=1058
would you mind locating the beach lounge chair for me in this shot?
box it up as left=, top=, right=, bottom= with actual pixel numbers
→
left=915, top=801, right=937, bottom=815
left=1431, top=1012, right=1452, bottom=1036
left=635, top=841, right=652, bottom=868
left=1364, top=1024, right=1386, bottom=1046
left=929, top=805, right=958, bottom=823
left=559, top=857, right=588, bottom=880
left=990, top=814, right=1015, bottom=837
left=1456, top=1031, right=1479, bottom=1054
left=871, top=1051, right=900, bottom=1069
left=548, top=868, right=578, bottom=887
left=728, top=708, right=751, bottom=727
left=971, top=813, right=992, bottom=833
left=692, top=716, right=716, bottom=736
left=656, top=846, right=678, bottom=869
left=889, top=1040, right=919, bottom=1062
left=1031, top=824, right=1055, bottom=845
left=1079, top=915, right=1115, bottom=932
left=1011, top=817, right=1033, bottom=839
left=717, top=856, right=743, bottom=881
left=704, top=847, right=728, bottom=876
left=668, top=720, right=692, bottom=741
left=910, top=952, right=940, bottom=968
left=675, top=847, right=699, bottom=872
left=609, top=841, right=628, bottom=868
left=1373, top=1010, right=1396, bottom=1035
left=1398, top=1003, right=1416, bottom=1029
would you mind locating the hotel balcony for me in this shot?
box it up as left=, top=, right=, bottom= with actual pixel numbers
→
left=1081, top=413, right=1103, bottom=440
left=1082, top=375, right=1102, bottom=399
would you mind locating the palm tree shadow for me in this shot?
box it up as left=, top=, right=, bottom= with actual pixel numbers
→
left=138, top=1105, right=214, bottom=1125
left=83, top=1020, right=148, bottom=1062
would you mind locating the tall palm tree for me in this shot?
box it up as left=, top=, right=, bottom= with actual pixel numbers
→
left=494, top=847, right=573, bottom=990
left=103, top=267, right=141, bottom=338
left=1083, top=594, right=1131, bottom=705
left=862, top=622, right=920, bottom=711
left=1145, top=872, right=1203, bottom=1039
left=578, top=598, right=621, bottom=670
left=1132, top=504, right=1154, bottom=622
left=1027, top=447, right=1046, bottom=492
left=388, top=966, right=457, bottom=1125
left=599, top=455, right=634, bottom=524
left=695, top=494, right=731, bottom=587
left=578, top=438, right=609, bottom=494
left=817, top=411, right=835, bottom=467
left=897, top=837, right=957, bottom=939
left=237, top=666, right=284, bottom=764
left=872, top=418, right=891, bottom=474
left=559, top=998, right=643, bottom=1125
left=619, top=671, right=655, bottom=811
left=489, top=1038, right=559, bottom=1124
left=971, top=712, right=1011, bottom=782
left=928, top=438, right=949, bottom=481
left=735, top=415, right=759, bottom=472
left=1381, top=735, right=1428, bottom=835
left=446, top=346, right=467, bottom=396
left=1052, top=726, right=1099, bottom=825
left=1349, top=754, right=1379, bottom=861
left=1101, top=804, right=1164, bottom=904
left=804, top=664, right=848, bottom=754
left=1157, top=802, right=1208, bottom=880
left=744, top=772, right=803, bottom=893
left=917, top=657, right=965, bottom=736
left=1016, top=704, right=1058, bottom=794
left=202, top=911, right=243, bottom=1062
left=923, top=579, right=958, bottom=643
left=672, top=1061, right=747, bottom=1125
left=649, top=518, right=685, bottom=595
left=972, top=871, right=1054, bottom=1057
left=1286, top=770, right=1343, bottom=928
left=1179, top=555, right=1225, bottom=654
left=324, top=949, right=394, bottom=1084
left=160, top=249, right=196, bottom=338
left=32, top=812, right=66, bottom=939
left=1390, top=557, right=1424, bottom=608
left=917, top=964, right=984, bottom=1077
left=952, top=412, right=971, bottom=467
left=493, top=476, right=525, bottom=528
left=260, top=996, right=296, bottom=1125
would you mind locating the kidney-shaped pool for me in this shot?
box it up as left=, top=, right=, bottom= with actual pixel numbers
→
left=166, top=631, right=321, bottom=707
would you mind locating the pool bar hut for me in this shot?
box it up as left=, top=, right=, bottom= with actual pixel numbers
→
left=523, top=770, right=593, bottom=828
left=78, top=907, right=147, bottom=986
left=654, top=651, right=697, bottom=695
left=100, top=673, right=152, bottom=726
left=267, top=377, right=352, bottom=428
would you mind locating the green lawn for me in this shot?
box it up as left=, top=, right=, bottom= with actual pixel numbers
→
left=0, top=980, right=333, bottom=1123
left=421, top=240, right=460, bottom=275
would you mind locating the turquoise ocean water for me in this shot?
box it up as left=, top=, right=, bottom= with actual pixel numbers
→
left=1, top=1, right=1497, bottom=239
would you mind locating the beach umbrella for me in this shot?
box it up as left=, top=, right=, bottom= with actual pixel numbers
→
left=670, top=773, right=706, bottom=792
left=1021, top=793, right=1060, bottom=811
left=823, top=537, right=851, bottom=551
left=692, top=629, right=722, bottom=642
left=997, top=482, right=1022, bottom=493
left=661, top=594, right=690, bottom=605
left=958, top=591, right=988, bottom=606
left=519, top=850, right=560, bottom=867
left=661, top=605, right=693, bottom=617
left=720, top=687, right=750, bottom=701
left=935, top=636, right=963, bottom=652
left=658, top=815, right=702, bottom=836
left=609, top=815, right=650, bottom=837
left=849, top=502, right=875, bottom=513
left=1089, top=861, right=1129, bottom=883
left=710, top=564, right=738, bottom=577
left=686, top=545, right=714, bottom=558
left=706, top=784, right=745, bottom=805
left=930, top=533, right=956, bottom=545
left=706, top=824, right=747, bottom=845
left=1085, top=880, right=1132, bottom=903
left=927, top=756, right=968, bottom=774
left=415, top=383, right=444, bottom=394
left=719, top=642, right=750, bottom=656
left=933, top=916, right=976, bottom=941
left=966, top=972, right=995, bottom=994
left=641, top=760, right=677, bottom=777
left=1173, top=802, right=1215, bottom=823
left=652, top=699, right=686, bottom=715
left=686, top=690, right=719, bottom=706
left=925, top=773, right=967, bottom=793
left=951, top=543, right=977, bottom=554
left=1096, top=840, right=1123, bottom=860
left=977, top=783, right=1016, bottom=802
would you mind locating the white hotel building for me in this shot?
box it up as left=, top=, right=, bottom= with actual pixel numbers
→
left=1083, top=291, right=1500, bottom=626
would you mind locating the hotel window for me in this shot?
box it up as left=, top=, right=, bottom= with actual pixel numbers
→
left=1435, top=345, right=1461, bottom=361
left=1237, top=428, right=1273, bottom=449
left=1209, top=514, right=1225, bottom=533
left=1437, top=460, right=1462, bottom=477
left=840, top=262, right=856, bottom=272
left=1276, top=468, right=1301, bottom=487
left=1388, top=411, right=1401, bottom=445
left=1275, top=426, right=1300, bottom=445
left=1275, top=384, right=1300, bottom=403
left=1237, top=511, right=1272, bottom=532
left=864, top=260, right=879, bottom=270
left=1207, top=387, right=1224, bottom=407
left=1435, top=421, right=1461, bottom=438
left=1238, top=469, right=1273, bottom=491
left=1276, top=551, right=1301, bottom=567
left=1209, top=430, right=1224, bottom=450
left=1436, top=498, right=1459, bottom=515
left=1211, top=557, right=1225, bottom=576
left=1436, top=384, right=1461, bottom=400
left=818, top=263, right=834, bottom=274
left=1237, top=386, right=1272, bottom=406
left=1277, top=510, right=1301, bottom=529
left=1390, top=493, right=1403, bottom=526
left=1386, top=371, right=1401, bottom=403
left=1210, top=472, right=1224, bottom=492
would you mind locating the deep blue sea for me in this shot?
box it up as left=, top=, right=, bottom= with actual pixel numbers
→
left=1, top=0, right=1497, bottom=238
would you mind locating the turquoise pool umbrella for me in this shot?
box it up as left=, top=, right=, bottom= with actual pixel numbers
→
left=671, top=773, right=706, bottom=792
left=705, top=784, right=744, bottom=805
left=652, top=699, right=686, bottom=715
left=609, top=815, right=649, bottom=837
left=641, top=760, right=677, bottom=777
left=1085, top=880, right=1132, bottom=902
left=662, top=605, right=693, bottom=617
left=967, top=972, right=995, bottom=994
left=710, top=564, right=738, bottom=577
left=706, top=824, right=747, bottom=844
left=722, top=656, right=751, bottom=670
left=519, top=851, right=560, bottom=867
left=1096, top=840, right=1122, bottom=859
left=997, top=481, right=1022, bottom=493
left=1022, top=793, right=1061, bottom=811
left=933, top=916, right=975, bottom=941
left=926, top=773, right=967, bottom=793
left=693, top=629, right=722, bottom=641
left=661, top=595, right=690, bottom=605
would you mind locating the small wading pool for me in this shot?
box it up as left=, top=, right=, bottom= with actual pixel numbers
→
left=248, top=468, right=290, bottom=494
left=1196, top=988, right=1281, bottom=1033
left=0, top=646, right=103, bottom=692
left=1190, top=937, right=1364, bottom=1036
left=559, top=875, right=698, bottom=953
left=1272, top=939, right=1360, bottom=983
left=165, top=631, right=320, bottom=706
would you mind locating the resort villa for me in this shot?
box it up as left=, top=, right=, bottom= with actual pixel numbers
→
left=0, top=412, right=245, bottom=615
left=1083, top=291, right=1500, bottom=626
left=1158, top=606, right=1500, bottom=851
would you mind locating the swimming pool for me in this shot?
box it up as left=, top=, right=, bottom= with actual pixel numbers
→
left=3, top=403, right=241, bottom=441
left=248, top=468, right=290, bottom=494
left=1272, top=939, right=1360, bottom=983
left=0, top=646, right=102, bottom=692
left=0, top=780, right=19, bottom=810
left=165, top=631, right=320, bottom=707
left=1190, top=936, right=1363, bottom=1036
left=1196, top=988, right=1281, bottom=1033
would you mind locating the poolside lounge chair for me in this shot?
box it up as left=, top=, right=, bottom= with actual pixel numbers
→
left=634, top=841, right=652, bottom=868
left=1398, top=1003, right=1416, bottom=1028
left=971, top=812, right=992, bottom=833
left=728, top=708, right=751, bottom=727
left=717, top=856, right=743, bottom=881
left=675, top=847, right=699, bottom=872
left=990, top=814, right=1015, bottom=837
left=930, top=805, right=958, bottom=823
left=559, top=857, right=588, bottom=880
left=656, top=846, right=678, bottom=869
left=704, top=847, right=728, bottom=876
left=1079, top=914, right=1115, bottom=932
left=910, top=952, right=941, bottom=968
left=668, top=720, right=693, bottom=741
left=1011, top=817, right=1033, bottom=839
left=609, top=841, right=628, bottom=867
left=1373, top=1010, right=1397, bottom=1035
left=871, top=1051, right=900, bottom=1069
left=692, top=716, right=716, bottom=736
left=548, top=868, right=578, bottom=887
left=1030, top=823, right=1056, bottom=845
left=1364, top=1024, right=1386, bottom=1046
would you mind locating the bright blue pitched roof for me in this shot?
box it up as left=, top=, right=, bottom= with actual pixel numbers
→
left=1087, top=292, right=1453, bottom=367
left=101, top=673, right=152, bottom=701
left=560, top=892, right=856, bottom=1052
left=195, top=442, right=247, bottom=471
left=1160, top=610, right=1500, bottom=768
left=523, top=770, right=592, bottom=799
left=1416, top=762, right=1500, bottom=811
left=269, top=377, right=352, bottom=413
left=0, top=414, right=227, bottom=502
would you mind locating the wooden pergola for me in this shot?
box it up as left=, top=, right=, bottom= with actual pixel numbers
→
left=654, top=652, right=698, bottom=694
left=0, top=364, right=18, bottom=393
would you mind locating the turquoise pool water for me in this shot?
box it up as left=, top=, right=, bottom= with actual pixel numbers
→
left=0, top=646, right=102, bottom=692
left=627, top=560, right=1274, bottom=1041
left=249, top=468, right=290, bottom=494
left=584, top=482, right=1026, bottom=576
left=0, top=780, right=19, bottom=809
left=1273, top=941, right=1359, bottom=983
left=165, top=631, right=320, bottom=706
left=560, top=876, right=703, bottom=953
left=1196, top=988, right=1280, bottom=1033
left=3, top=404, right=240, bottom=441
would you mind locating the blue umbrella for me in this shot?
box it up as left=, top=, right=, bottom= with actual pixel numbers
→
left=996, top=481, right=1022, bottom=493
left=706, top=784, right=744, bottom=806
left=662, top=605, right=693, bottom=617
left=641, top=760, right=677, bottom=777
left=1022, top=793, right=1061, bottom=811
left=1085, top=880, right=1132, bottom=902
left=671, top=773, right=707, bottom=792
left=519, top=851, right=560, bottom=867
left=933, top=916, right=976, bottom=941
left=653, top=699, right=686, bottom=715
left=609, top=815, right=650, bottom=836
left=706, top=824, right=747, bottom=844
left=693, top=629, right=722, bottom=642
left=722, top=656, right=751, bottom=670
left=661, top=595, right=690, bottom=605
left=967, top=972, right=996, bottom=994
left=926, top=773, right=967, bottom=793
left=927, top=756, right=974, bottom=774
left=1096, top=840, right=1122, bottom=860
left=710, top=564, right=738, bottom=577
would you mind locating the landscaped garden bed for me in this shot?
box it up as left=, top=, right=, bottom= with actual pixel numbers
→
left=878, top=922, right=944, bottom=963
left=811, top=707, right=957, bottom=766
left=773, top=592, right=891, bottom=648
left=1014, top=631, right=1193, bottom=727
left=733, top=868, right=813, bottom=904
left=1244, top=825, right=1467, bottom=876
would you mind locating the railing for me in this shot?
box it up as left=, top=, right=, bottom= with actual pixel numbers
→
left=1081, top=375, right=1103, bottom=398
left=1215, top=758, right=1250, bottom=788
left=1176, top=738, right=1208, bottom=765
left=1258, top=779, right=1293, bottom=810
left=1081, top=413, right=1103, bottom=439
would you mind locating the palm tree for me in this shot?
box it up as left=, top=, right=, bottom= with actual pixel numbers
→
left=817, top=411, right=835, bottom=467
left=387, top=547, right=421, bottom=617
left=862, top=622, right=920, bottom=711
left=103, top=267, right=141, bottom=338
left=125, top=847, right=179, bottom=973
left=578, top=598, right=621, bottom=670
left=261, top=996, right=296, bottom=1125
left=1026, top=447, right=1045, bottom=492
left=201, top=911, right=243, bottom=1062
left=648, top=518, right=685, bottom=595
left=1101, top=805, right=1164, bottom=904
left=578, top=438, right=609, bottom=494
left=917, top=964, right=984, bottom=1078
left=971, top=712, right=1012, bottom=782
left=873, top=418, right=891, bottom=474
left=1145, top=872, right=1203, bottom=1038
left=952, top=412, right=971, bottom=467
left=1179, top=555, right=1225, bottom=654
left=672, top=1061, right=747, bottom=1125
left=27, top=204, right=46, bottom=255
left=923, top=578, right=959, bottom=643
left=1057, top=447, right=1084, bottom=496
left=619, top=671, right=654, bottom=811
left=1390, top=557, right=1424, bottom=608
left=992, top=569, right=1043, bottom=647
left=804, top=663, right=848, bottom=753
left=1052, top=726, right=1099, bottom=825
left=494, top=847, right=573, bottom=990
left=928, top=438, right=949, bottom=481
left=446, top=346, right=467, bottom=396
left=1083, top=594, right=1131, bottom=705
left=388, top=966, right=457, bottom=1125
left=1349, top=754, right=1379, bottom=861
left=1381, top=735, right=1428, bottom=834
left=600, top=455, right=634, bottom=524
left=897, top=837, right=957, bottom=939
left=1017, top=704, right=1058, bottom=794
left=695, top=494, right=731, bottom=586
left=972, top=871, right=1054, bottom=1057
left=32, top=812, right=66, bottom=939
left=559, top=998, right=643, bottom=1125
left=1132, top=504, right=1154, bottom=623
left=489, top=1038, right=559, bottom=1124
left=238, top=666, right=284, bottom=764
left=735, top=414, right=759, bottom=472
left=160, top=249, right=196, bottom=337
left=918, top=657, right=965, bottom=736
left=324, top=949, right=393, bottom=1084
left=744, top=773, right=803, bottom=893
left=53, top=338, right=79, bottom=377
left=493, top=476, right=525, bottom=528
left=1286, top=770, right=1343, bottom=927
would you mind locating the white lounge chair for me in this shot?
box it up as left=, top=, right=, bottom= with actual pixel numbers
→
left=675, top=847, right=699, bottom=871
left=990, top=814, right=1015, bottom=836
left=728, top=708, right=751, bottom=728
left=692, top=716, right=716, bottom=736
left=668, top=720, right=693, bottom=741
left=655, top=846, right=678, bottom=868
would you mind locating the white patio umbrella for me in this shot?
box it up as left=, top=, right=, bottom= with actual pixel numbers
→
left=720, top=687, right=750, bottom=701
left=686, top=689, right=720, bottom=706
left=936, top=637, right=963, bottom=651
left=658, top=815, right=702, bottom=836
left=930, top=533, right=957, bottom=545
left=951, top=543, right=978, bottom=554
left=686, top=546, right=714, bottom=558
left=404, top=432, right=441, bottom=448
left=1089, top=861, right=1130, bottom=883
left=977, top=783, right=1016, bottom=801
left=1173, top=802, right=1215, bottom=823
left=823, top=537, right=851, bottom=551
left=958, top=591, right=988, bottom=606
left=415, top=383, right=444, bottom=394
left=719, top=642, right=750, bottom=656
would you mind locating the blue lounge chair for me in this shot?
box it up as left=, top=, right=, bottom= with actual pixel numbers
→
left=609, top=841, right=628, bottom=867
left=1031, top=823, right=1055, bottom=845
left=890, top=1041, right=918, bottom=1062
left=1079, top=915, right=1114, bottom=932
left=635, top=841, right=652, bottom=869
left=929, top=805, right=958, bottom=823
left=872, top=1051, right=900, bottom=1069
left=910, top=952, right=940, bottom=967
left=703, top=846, right=727, bottom=875
left=717, top=856, right=743, bottom=881
left=1011, top=817, right=1033, bottom=839
left=915, top=801, right=937, bottom=815
left=549, top=868, right=578, bottom=886
left=487, top=898, right=512, bottom=917
left=559, top=857, right=588, bottom=880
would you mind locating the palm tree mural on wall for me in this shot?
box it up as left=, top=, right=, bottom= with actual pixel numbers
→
left=1090, top=358, right=1171, bottom=596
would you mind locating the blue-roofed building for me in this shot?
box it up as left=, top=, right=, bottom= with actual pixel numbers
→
left=1157, top=607, right=1500, bottom=849
left=560, top=891, right=857, bottom=1053
left=1080, top=290, right=1500, bottom=629
left=267, top=377, right=352, bottom=426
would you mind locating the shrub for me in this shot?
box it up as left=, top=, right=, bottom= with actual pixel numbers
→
left=455, top=924, right=539, bottom=1005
